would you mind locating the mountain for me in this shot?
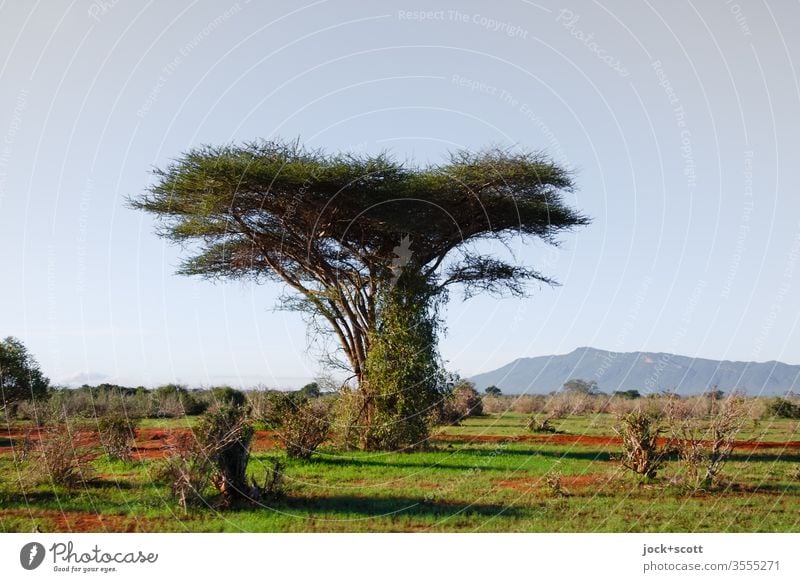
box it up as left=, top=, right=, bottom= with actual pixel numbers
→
left=469, top=347, right=800, bottom=396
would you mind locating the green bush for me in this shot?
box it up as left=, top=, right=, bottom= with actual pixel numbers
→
left=196, top=404, right=255, bottom=505
left=270, top=394, right=331, bottom=459
left=765, top=397, right=800, bottom=419
left=209, top=386, right=246, bottom=408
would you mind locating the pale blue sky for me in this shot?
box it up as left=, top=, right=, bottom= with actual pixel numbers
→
left=1, top=0, right=798, bottom=388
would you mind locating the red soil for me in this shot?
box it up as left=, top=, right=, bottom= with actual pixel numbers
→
left=0, top=508, right=153, bottom=533
left=0, top=427, right=280, bottom=460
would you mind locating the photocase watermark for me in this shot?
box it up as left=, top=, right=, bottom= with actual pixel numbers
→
left=87, top=0, right=121, bottom=22
left=390, top=234, right=413, bottom=288
left=652, top=60, right=696, bottom=191
left=20, top=542, right=46, bottom=570
left=397, top=10, right=529, bottom=39
left=556, top=9, right=630, bottom=77
left=17, top=540, right=159, bottom=575
left=137, top=2, right=248, bottom=118
left=725, top=0, right=752, bottom=38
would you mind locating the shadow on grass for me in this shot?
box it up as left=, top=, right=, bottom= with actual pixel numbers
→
left=277, top=494, right=523, bottom=519
left=450, top=445, right=615, bottom=463
left=730, top=452, right=800, bottom=463
left=308, top=455, right=514, bottom=473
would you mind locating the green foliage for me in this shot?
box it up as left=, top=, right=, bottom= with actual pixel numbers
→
left=0, top=337, right=49, bottom=408
left=131, top=139, right=589, bottom=451
left=484, top=385, right=502, bottom=396
left=152, top=384, right=206, bottom=416
left=266, top=393, right=331, bottom=459
left=562, top=378, right=599, bottom=395
left=209, top=386, right=246, bottom=408
left=765, top=397, right=800, bottom=419
left=362, top=275, right=446, bottom=450
left=195, top=404, right=255, bottom=505
left=298, top=382, right=321, bottom=399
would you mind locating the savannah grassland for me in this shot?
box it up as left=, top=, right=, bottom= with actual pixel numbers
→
left=1, top=409, right=799, bottom=533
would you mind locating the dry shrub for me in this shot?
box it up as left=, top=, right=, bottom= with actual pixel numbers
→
left=481, top=396, right=510, bottom=414
left=330, top=386, right=369, bottom=450
left=451, top=381, right=483, bottom=417
left=160, top=403, right=282, bottom=509
left=544, top=470, right=570, bottom=498
left=272, top=396, right=331, bottom=459
left=98, top=414, right=138, bottom=460
left=33, top=424, right=95, bottom=489
left=158, top=432, right=212, bottom=510
left=436, top=381, right=484, bottom=425
left=614, top=409, right=668, bottom=479
left=667, top=396, right=747, bottom=489
left=526, top=414, right=558, bottom=433
left=510, top=395, right=545, bottom=414
left=544, top=396, right=571, bottom=419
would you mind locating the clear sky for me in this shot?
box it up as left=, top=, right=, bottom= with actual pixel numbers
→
left=1, top=0, right=799, bottom=388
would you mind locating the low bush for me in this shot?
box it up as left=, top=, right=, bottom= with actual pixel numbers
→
left=33, top=424, right=95, bottom=489
left=98, top=414, right=138, bottom=460
left=510, top=395, right=546, bottom=414
left=765, top=397, right=800, bottom=419
left=451, top=381, right=483, bottom=417
left=262, top=393, right=331, bottom=459
left=668, top=397, right=747, bottom=489
left=614, top=409, right=668, bottom=480
left=526, top=414, right=558, bottom=434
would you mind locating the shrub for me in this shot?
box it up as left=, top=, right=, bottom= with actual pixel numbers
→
left=158, top=433, right=213, bottom=510
left=151, top=384, right=206, bottom=417
left=544, top=470, right=570, bottom=498
left=209, top=386, right=246, bottom=408
left=98, top=414, right=138, bottom=460
left=765, top=397, right=800, bottom=419
left=482, top=395, right=510, bottom=414
left=330, top=386, right=368, bottom=450
left=196, top=404, right=255, bottom=505
left=614, top=409, right=668, bottom=479
left=526, top=414, right=557, bottom=433
left=451, top=380, right=483, bottom=417
left=544, top=396, right=571, bottom=419
left=510, top=395, right=545, bottom=414
left=34, top=424, right=95, bottom=489
left=668, top=396, right=747, bottom=489
left=484, top=385, right=502, bottom=396
left=263, top=393, right=331, bottom=459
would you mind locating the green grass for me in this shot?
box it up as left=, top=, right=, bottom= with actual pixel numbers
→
left=1, top=413, right=798, bottom=532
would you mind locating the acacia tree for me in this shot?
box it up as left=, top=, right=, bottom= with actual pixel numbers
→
left=131, top=140, right=588, bottom=449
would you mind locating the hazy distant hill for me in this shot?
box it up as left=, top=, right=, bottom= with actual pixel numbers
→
left=470, top=347, right=800, bottom=396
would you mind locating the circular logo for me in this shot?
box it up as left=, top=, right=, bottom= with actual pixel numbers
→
left=20, top=542, right=46, bottom=570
